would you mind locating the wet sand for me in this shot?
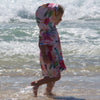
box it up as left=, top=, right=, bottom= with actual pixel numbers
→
left=0, top=88, right=99, bottom=100
left=0, top=74, right=100, bottom=100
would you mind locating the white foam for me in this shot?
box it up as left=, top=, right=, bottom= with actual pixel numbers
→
left=0, top=0, right=100, bottom=22
left=19, top=86, right=32, bottom=94
left=0, top=41, right=39, bottom=57
left=58, top=27, right=100, bottom=56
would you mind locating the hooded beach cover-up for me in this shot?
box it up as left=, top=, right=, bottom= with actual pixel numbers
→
left=35, top=3, right=66, bottom=77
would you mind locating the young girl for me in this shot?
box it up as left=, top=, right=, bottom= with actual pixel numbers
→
left=31, top=3, right=66, bottom=97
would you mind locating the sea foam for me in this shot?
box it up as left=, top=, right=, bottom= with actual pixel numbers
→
left=0, top=0, right=100, bottom=22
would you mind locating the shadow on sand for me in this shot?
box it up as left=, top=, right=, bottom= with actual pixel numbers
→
left=53, top=96, right=85, bottom=100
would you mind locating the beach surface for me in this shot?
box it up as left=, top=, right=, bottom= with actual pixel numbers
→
left=0, top=72, right=100, bottom=100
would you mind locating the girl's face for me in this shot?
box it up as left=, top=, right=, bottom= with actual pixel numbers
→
left=55, top=13, right=63, bottom=25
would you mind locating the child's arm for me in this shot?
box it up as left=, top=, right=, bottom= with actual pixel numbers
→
left=40, top=45, right=50, bottom=63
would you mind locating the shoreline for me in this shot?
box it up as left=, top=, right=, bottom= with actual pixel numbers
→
left=0, top=75, right=100, bottom=100
left=0, top=89, right=99, bottom=100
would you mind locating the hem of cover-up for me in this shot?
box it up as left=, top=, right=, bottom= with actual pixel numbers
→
left=42, top=74, right=60, bottom=78
left=41, top=68, right=66, bottom=78
left=42, top=71, right=60, bottom=78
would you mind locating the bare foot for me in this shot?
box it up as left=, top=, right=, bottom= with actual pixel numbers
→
left=31, top=81, right=38, bottom=97
left=33, top=86, right=38, bottom=97
left=44, top=92, right=56, bottom=97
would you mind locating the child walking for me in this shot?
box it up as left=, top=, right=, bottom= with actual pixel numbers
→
left=31, top=3, right=66, bottom=97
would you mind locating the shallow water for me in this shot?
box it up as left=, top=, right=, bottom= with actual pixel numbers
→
left=0, top=75, right=100, bottom=100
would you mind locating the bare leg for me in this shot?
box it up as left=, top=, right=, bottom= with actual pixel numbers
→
left=31, top=74, right=61, bottom=97
left=44, top=81, right=55, bottom=96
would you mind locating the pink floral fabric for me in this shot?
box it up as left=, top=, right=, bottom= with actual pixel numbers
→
left=35, top=3, right=66, bottom=77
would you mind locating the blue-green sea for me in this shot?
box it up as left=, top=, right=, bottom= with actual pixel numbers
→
left=0, top=0, right=100, bottom=100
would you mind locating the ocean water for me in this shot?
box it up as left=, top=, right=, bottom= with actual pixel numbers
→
left=0, top=0, right=100, bottom=100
